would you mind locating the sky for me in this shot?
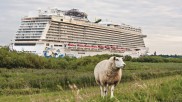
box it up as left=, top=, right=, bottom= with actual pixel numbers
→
left=0, top=0, right=182, bottom=55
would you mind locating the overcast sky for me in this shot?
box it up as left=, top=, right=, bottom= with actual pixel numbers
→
left=0, top=0, right=182, bottom=55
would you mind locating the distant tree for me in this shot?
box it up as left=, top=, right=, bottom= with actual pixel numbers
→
left=174, top=54, right=177, bottom=58
left=124, top=55, right=132, bottom=61
left=154, top=51, right=157, bottom=56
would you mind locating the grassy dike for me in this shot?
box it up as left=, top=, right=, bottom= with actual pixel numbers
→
left=0, top=48, right=182, bottom=101
left=0, top=62, right=182, bottom=94
left=0, top=75, right=181, bottom=102
left=0, top=62, right=181, bottom=101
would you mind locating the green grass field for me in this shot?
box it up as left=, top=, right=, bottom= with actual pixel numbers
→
left=0, top=62, right=182, bottom=102
left=0, top=75, right=181, bottom=102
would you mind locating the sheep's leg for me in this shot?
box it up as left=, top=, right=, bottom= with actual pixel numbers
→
left=104, top=84, right=108, bottom=96
left=100, top=86, right=104, bottom=97
left=110, top=85, right=115, bottom=98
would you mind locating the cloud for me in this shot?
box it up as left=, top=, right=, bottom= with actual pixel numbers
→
left=145, top=34, right=182, bottom=55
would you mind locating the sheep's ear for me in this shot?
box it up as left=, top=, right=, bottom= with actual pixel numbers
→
left=113, top=56, right=116, bottom=60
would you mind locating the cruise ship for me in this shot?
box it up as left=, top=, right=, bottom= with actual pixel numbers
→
left=12, top=8, right=148, bottom=58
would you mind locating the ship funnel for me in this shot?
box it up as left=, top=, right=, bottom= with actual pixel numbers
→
left=95, top=19, right=102, bottom=23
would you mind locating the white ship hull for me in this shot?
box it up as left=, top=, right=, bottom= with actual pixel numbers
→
left=12, top=42, right=148, bottom=58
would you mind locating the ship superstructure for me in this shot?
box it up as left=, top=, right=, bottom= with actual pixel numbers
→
left=12, top=8, right=148, bottom=58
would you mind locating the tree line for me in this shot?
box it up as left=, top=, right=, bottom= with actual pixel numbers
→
left=0, top=47, right=182, bottom=69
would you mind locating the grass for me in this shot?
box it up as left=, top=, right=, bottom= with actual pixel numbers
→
left=0, top=62, right=182, bottom=101
left=0, top=62, right=182, bottom=94
left=0, top=75, right=181, bottom=102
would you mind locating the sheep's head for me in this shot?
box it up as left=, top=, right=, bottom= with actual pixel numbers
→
left=112, top=56, right=126, bottom=69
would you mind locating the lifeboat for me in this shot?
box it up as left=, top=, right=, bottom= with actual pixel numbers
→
left=105, top=46, right=111, bottom=49
left=98, top=45, right=105, bottom=49
left=116, top=47, right=127, bottom=52
left=118, top=47, right=126, bottom=50
left=85, top=44, right=92, bottom=48
left=77, top=43, right=85, bottom=47
left=92, top=45, right=98, bottom=48
left=68, top=43, right=76, bottom=46
left=111, top=45, right=117, bottom=49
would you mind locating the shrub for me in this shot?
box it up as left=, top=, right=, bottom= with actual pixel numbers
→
left=0, top=47, right=182, bottom=69
left=124, top=55, right=132, bottom=61
left=131, top=56, right=182, bottom=63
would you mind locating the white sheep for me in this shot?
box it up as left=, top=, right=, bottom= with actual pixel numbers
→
left=94, top=56, right=126, bottom=98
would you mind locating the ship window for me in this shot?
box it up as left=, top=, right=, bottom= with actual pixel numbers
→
left=14, top=43, right=36, bottom=46
left=60, top=19, right=63, bottom=21
left=54, top=45, right=62, bottom=47
left=46, top=43, right=49, bottom=46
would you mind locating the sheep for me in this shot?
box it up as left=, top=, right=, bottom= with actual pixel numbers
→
left=94, top=56, right=126, bottom=98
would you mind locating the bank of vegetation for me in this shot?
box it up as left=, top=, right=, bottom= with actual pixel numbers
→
left=0, top=47, right=182, bottom=69
left=0, top=47, right=182, bottom=98
left=0, top=75, right=181, bottom=102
